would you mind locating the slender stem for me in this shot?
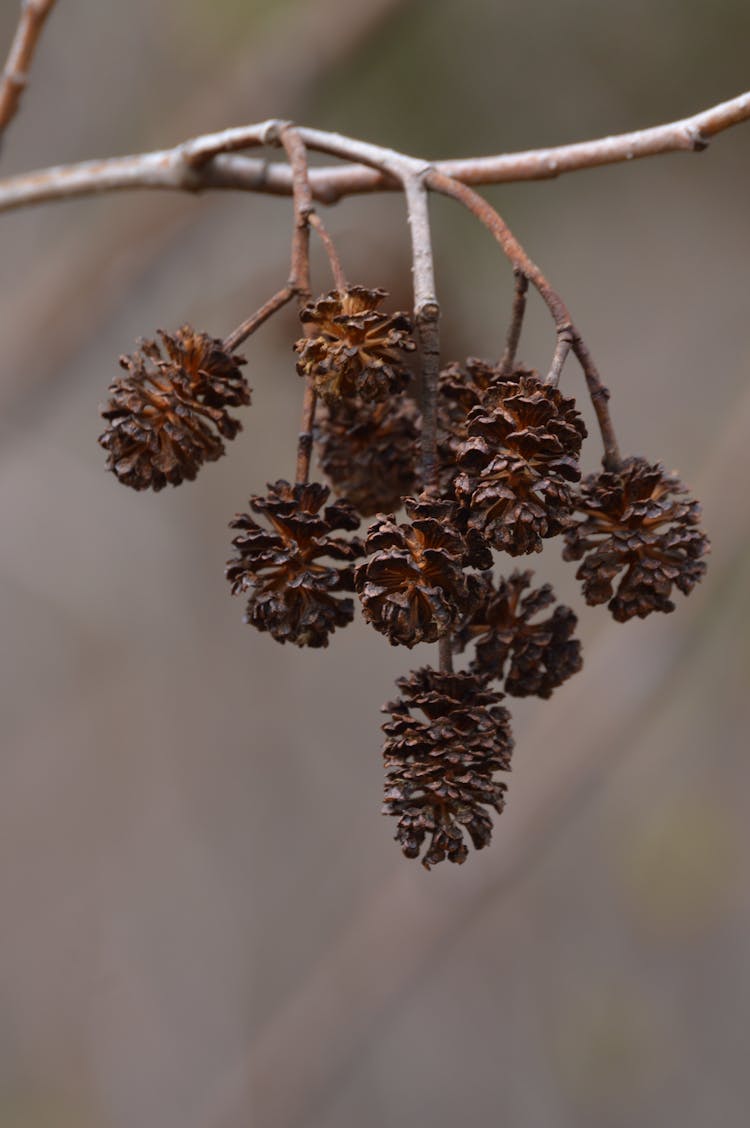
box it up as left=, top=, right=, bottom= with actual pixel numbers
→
left=499, top=270, right=529, bottom=375
left=402, top=174, right=440, bottom=495
left=279, top=126, right=317, bottom=485
left=426, top=168, right=621, bottom=469
left=279, top=127, right=313, bottom=300
left=223, top=286, right=295, bottom=352
left=309, top=211, right=347, bottom=290
left=2, top=91, right=750, bottom=211
left=0, top=0, right=58, bottom=139
left=295, top=383, right=317, bottom=485
left=545, top=327, right=573, bottom=387
left=438, top=635, right=454, bottom=674
left=572, top=335, right=622, bottom=470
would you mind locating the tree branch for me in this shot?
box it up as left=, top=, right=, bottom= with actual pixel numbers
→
left=1, top=91, right=748, bottom=211
left=0, top=0, right=57, bottom=141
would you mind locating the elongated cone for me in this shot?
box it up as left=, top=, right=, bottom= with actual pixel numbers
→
left=383, top=667, right=513, bottom=869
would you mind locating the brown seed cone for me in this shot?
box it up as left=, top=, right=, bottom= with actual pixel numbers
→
left=382, top=667, right=513, bottom=869
left=563, top=457, right=710, bottom=622
left=99, top=325, right=249, bottom=491
left=454, top=570, right=582, bottom=698
left=226, top=480, right=363, bottom=648
left=315, top=394, right=421, bottom=517
left=454, top=372, right=587, bottom=555
left=436, top=358, right=538, bottom=495
left=355, top=495, right=481, bottom=648
left=295, top=286, right=416, bottom=404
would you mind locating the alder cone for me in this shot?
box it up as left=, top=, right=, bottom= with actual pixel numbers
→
left=226, top=480, right=362, bottom=647
left=355, top=495, right=476, bottom=647
left=99, top=326, right=249, bottom=491
left=454, top=570, right=582, bottom=697
left=382, top=667, right=513, bottom=869
left=295, top=286, right=416, bottom=404
left=316, top=395, right=420, bottom=516
left=455, top=372, right=587, bottom=555
left=436, top=358, right=538, bottom=495
left=563, top=457, right=709, bottom=621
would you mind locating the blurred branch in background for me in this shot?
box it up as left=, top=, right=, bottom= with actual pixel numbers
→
left=0, top=0, right=57, bottom=142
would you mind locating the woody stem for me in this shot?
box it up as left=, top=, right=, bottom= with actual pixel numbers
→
left=400, top=173, right=455, bottom=674
left=279, top=125, right=317, bottom=485
left=499, top=270, right=529, bottom=375
left=401, top=173, right=440, bottom=494
left=309, top=211, right=347, bottom=290
left=223, top=286, right=295, bottom=352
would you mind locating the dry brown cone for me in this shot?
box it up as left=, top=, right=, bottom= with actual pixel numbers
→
left=436, top=358, right=538, bottom=495
left=295, top=286, right=416, bottom=404
left=99, top=326, right=250, bottom=491
left=315, top=394, right=421, bottom=517
left=454, top=570, right=582, bottom=698
left=454, top=372, right=587, bottom=556
left=382, top=667, right=513, bottom=869
left=355, top=495, right=486, bottom=648
left=563, top=457, right=709, bottom=622
left=226, top=480, right=363, bottom=647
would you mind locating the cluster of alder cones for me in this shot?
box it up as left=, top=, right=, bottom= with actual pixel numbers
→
left=99, top=285, right=709, bottom=869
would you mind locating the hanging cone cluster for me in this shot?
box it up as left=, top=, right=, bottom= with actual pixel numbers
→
left=316, top=394, right=421, bottom=516
left=563, top=458, right=710, bottom=621
left=99, top=326, right=250, bottom=491
left=455, top=371, right=587, bottom=555
left=454, top=570, right=582, bottom=698
left=97, top=240, right=711, bottom=873
left=226, top=480, right=363, bottom=647
left=295, top=286, right=416, bottom=404
left=355, top=495, right=479, bottom=647
left=382, top=668, right=513, bottom=869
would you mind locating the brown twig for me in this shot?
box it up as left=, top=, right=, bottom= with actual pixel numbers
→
left=425, top=168, right=622, bottom=468
left=1, top=91, right=749, bottom=211
left=0, top=0, right=57, bottom=140
left=223, top=286, right=295, bottom=352
left=309, top=211, right=347, bottom=290
left=278, top=126, right=318, bottom=486
left=499, top=269, right=529, bottom=375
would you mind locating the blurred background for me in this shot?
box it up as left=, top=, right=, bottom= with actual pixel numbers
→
left=1, top=1, right=749, bottom=1125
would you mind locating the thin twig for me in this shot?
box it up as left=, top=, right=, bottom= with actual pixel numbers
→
left=425, top=168, right=621, bottom=468
left=545, top=326, right=573, bottom=387
left=400, top=173, right=448, bottom=672
left=499, top=270, right=529, bottom=375
left=0, top=0, right=57, bottom=140
left=279, top=126, right=317, bottom=486
left=1, top=91, right=749, bottom=211
left=309, top=211, right=347, bottom=290
left=572, top=333, right=622, bottom=469
left=401, top=173, right=440, bottom=494
left=223, top=286, right=295, bottom=352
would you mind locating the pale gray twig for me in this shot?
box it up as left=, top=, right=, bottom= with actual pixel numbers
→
left=1, top=90, right=749, bottom=211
